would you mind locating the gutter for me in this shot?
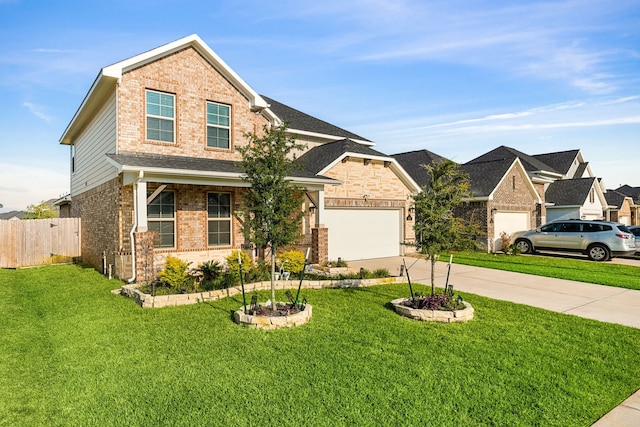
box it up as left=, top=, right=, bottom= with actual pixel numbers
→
left=127, top=171, right=143, bottom=283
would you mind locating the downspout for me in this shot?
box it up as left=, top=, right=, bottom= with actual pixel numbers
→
left=127, top=171, right=143, bottom=283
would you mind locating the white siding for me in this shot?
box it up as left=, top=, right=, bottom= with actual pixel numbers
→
left=70, top=90, right=118, bottom=197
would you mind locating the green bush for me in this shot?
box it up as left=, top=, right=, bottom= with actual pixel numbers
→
left=158, top=256, right=195, bottom=292
left=278, top=250, right=306, bottom=273
left=225, top=250, right=253, bottom=274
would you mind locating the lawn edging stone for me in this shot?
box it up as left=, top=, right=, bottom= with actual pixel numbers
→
left=119, top=276, right=404, bottom=308
left=390, top=298, right=474, bottom=323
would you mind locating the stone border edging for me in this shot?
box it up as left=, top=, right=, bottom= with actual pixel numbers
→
left=233, top=304, right=313, bottom=330
left=118, top=276, right=403, bottom=309
left=390, top=298, right=474, bottom=323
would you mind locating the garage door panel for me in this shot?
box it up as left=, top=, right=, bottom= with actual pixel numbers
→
left=323, top=209, right=402, bottom=260
left=493, top=212, right=530, bottom=251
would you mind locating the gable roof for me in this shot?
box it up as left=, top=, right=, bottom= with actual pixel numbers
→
left=616, top=185, right=640, bottom=203
left=532, top=149, right=580, bottom=176
left=60, top=34, right=269, bottom=146
left=298, top=139, right=420, bottom=192
left=466, top=146, right=562, bottom=180
left=0, top=210, right=26, bottom=220
left=261, top=96, right=372, bottom=145
left=106, top=151, right=340, bottom=188
left=461, top=158, right=517, bottom=198
left=545, top=177, right=596, bottom=206
left=605, top=189, right=630, bottom=209
left=391, top=149, right=447, bottom=188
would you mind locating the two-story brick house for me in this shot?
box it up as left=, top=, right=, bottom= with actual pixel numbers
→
left=59, top=34, right=418, bottom=282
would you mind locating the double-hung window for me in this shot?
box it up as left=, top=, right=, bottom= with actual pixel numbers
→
left=148, top=191, right=175, bottom=248
left=206, top=102, right=230, bottom=149
left=146, top=90, right=175, bottom=142
left=208, top=193, right=231, bottom=246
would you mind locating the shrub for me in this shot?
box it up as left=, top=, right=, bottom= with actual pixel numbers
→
left=225, top=250, right=253, bottom=274
left=196, top=260, right=224, bottom=291
left=158, top=256, right=194, bottom=292
left=406, top=292, right=466, bottom=311
left=278, top=250, right=306, bottom=273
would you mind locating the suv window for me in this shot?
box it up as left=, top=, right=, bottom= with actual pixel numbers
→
left=583, top=223, right=612, bottom=232
left=616, top=225, right=631, bottom=233
left=562, top=222, right=582, bottom=232
left=541, top=223, right=562, bottom=232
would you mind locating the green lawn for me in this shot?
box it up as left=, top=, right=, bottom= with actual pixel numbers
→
left=2, top=265, right=640, bottom=426
left=448, top=251, right=640, bottom=290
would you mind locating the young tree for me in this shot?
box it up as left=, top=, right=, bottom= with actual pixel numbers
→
left=23, top=200, right=58, bottom=219
left=237, top=123, right=306, bottom=308
left=412, top=159, right=470, bottom=295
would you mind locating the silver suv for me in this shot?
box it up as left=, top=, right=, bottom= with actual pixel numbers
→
left=513, top=219, right=636, bottom=261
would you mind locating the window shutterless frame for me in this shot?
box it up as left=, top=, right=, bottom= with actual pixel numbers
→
left=206, top=101, right=231, bottom=149
left=146, top=90, right=175, bottom=143
left=207, top=192, right=232, bottom=246
left=147, top=190, right=176, bottom=248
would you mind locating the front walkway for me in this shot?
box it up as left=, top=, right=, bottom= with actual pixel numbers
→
left=348, top=256, right=640, bottom=427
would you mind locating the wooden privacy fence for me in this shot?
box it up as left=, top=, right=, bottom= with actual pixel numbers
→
left=0, top=218, right=81, bottom=268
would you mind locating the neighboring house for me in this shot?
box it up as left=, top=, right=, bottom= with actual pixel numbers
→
left=465, top=146, right=608, bottom=223
left=0, top=211, right=26, bottom=220
left=544, top=177, right=607, bottom=221
left=393, top=149, right=542, bottom=252
left=612, top=185, right=640, bottom=225
left=604, top=189, right=634, bottom=225
left=59, top=34, right=416, bottom=282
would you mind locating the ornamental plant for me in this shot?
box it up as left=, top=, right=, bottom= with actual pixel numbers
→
left=158, top=256, right=193, bottom=292
left=277, top=250, right=306, bottom=274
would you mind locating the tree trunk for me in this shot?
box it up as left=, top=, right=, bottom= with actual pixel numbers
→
left=430, top=252, right=436, bottom=296
left=270, top=245, right=276, bottom=309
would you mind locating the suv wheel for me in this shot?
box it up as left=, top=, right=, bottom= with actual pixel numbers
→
left=587, top=244, right=610, bottom=261
left=515, top=239, right=533, bottom=254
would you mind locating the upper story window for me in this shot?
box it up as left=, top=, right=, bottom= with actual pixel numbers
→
left=206, top=101, right=230, bottom=149
left=146, top=90, right=175, bottom=143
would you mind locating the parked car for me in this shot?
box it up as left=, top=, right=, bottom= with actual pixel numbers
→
left=628, top=226, right=640, bottom=253
left=512, top=219, right=636, bottom=261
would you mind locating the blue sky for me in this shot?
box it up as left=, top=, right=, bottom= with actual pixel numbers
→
left=1, top=0, right=639, bottom=211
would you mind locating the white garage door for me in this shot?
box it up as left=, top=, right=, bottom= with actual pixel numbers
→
left=493, top=212, right=530, bottom=251
left=323, top=208, right=402, bottom=261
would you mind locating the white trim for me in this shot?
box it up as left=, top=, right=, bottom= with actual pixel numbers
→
left=285, top=128, right=374, bottom=146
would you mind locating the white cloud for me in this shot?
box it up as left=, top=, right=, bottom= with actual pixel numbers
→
left=0, top=163, right=68, bottom=212
left=22, top=101, right=53, bottom=124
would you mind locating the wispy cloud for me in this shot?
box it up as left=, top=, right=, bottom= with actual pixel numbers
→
left=22, top=101, right=53, bottom=123
left=290, top=0, right=636, bottom=95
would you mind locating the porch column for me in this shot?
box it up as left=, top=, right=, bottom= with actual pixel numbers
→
left=135, top=180, right=148, bottom=232
left=316, top=190, right=325, bottom=227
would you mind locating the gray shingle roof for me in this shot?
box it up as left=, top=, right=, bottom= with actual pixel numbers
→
left=0, top=210, right=26, bottom=220
left=261, top=96, right=371, bottom=142
left=461, top=158, right=516, bottom=198
left=392, top=149, right=448, bottom=188
left=393, top=149, right=516, bottom=198
left=467, top=146, right=560, bottom=175
left=297, top=139, right=391, bottom=175
left=605, top=189, right=627, bottom=209
left=532, top=149, right=580, bottom=176
left=106, top=151, right=339, bottom=183
left=545, top=177, right=596, bottom=205
left=616, top=185, right=640, bottom=203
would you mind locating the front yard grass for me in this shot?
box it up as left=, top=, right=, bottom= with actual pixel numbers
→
left=2, top=264, right=640, bottom=426
left=449, top=251, right=640, bottom=290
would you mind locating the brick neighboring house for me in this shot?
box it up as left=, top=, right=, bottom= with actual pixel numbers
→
left=393, top=149, right=542, bottom=252
left=610, top=185, right=640, bottom=225
left=59, top=34, right=417, bottom=282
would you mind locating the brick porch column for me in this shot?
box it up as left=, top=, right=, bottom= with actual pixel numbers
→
left=311, top=227, right=328, bottom=265
left=134, top=231, right=156, bottom=283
